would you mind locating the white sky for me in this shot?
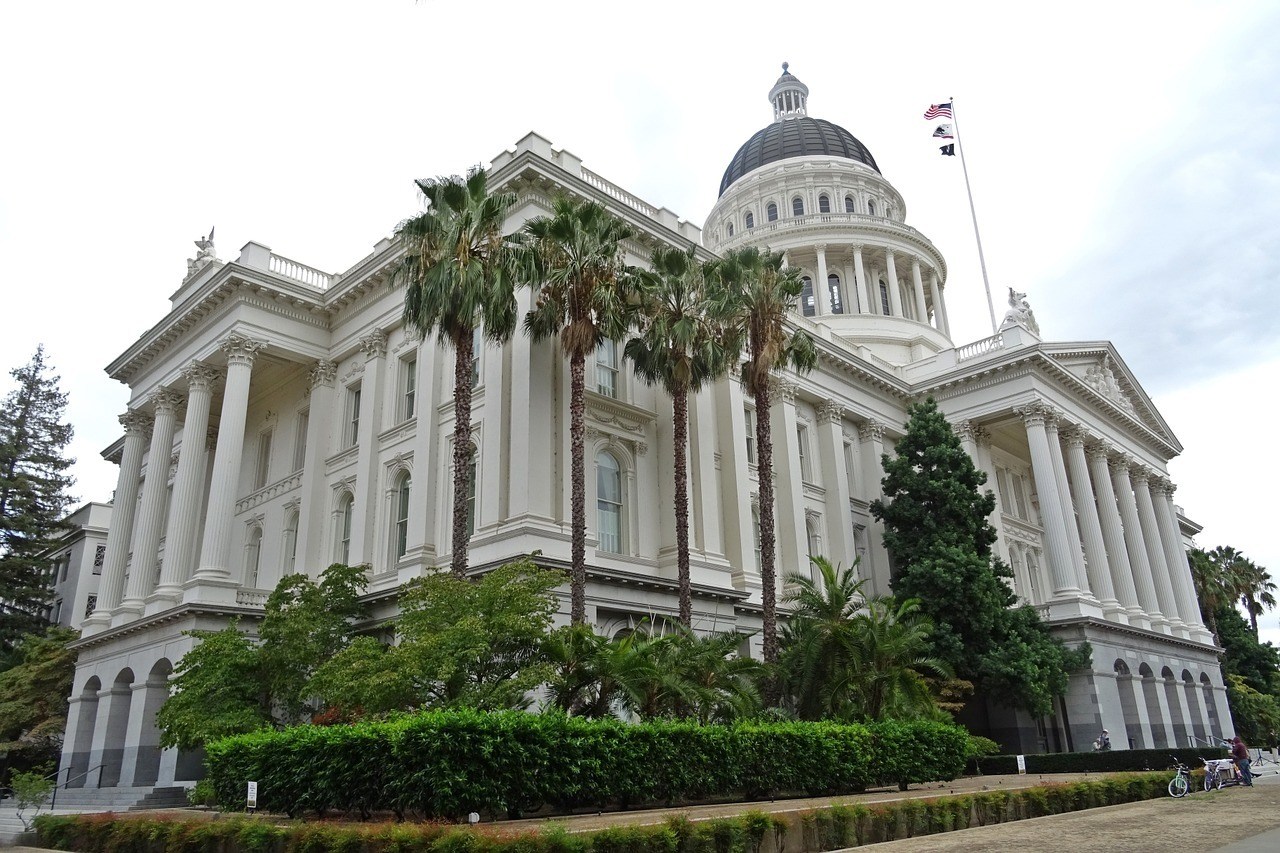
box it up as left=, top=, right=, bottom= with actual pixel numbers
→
left=2, top=1, right=1276, bottom=639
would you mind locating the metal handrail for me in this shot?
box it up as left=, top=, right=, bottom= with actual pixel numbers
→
left=49, top=764, right=105, bottom=809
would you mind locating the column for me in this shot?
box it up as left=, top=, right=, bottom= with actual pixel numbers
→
left=1088, top=440, right=1144, bottom=626
left=1063, top=428, right=1122, bottom=615
left=690, top=388, right=725, bottom=561
left=858, top=420, right=893, bottom=596
left=117, top=390, right=183, bottom=617
left=716, top=378, right=758, bottom=593
left=816, top=400, right=854, bottom=568
left=814, top=244, right=831, bottom=315
left=972, top=425, right=1012, bottom=580
left=852, top=246, right=871, bottom=315
left=934, top=275, right=952, bottom=336
left=1045, top=416, right=1092, bottom=599
left=401, top=335, right=440, bottom=576
left=769, top=379, right=809, bottom=584
left=115, top=681, right=154, bottom=787
left=1132, top=465, right=1184, bottom=632
left=153, top=364, right=219, bottom=603
left=354, top=330, right=387, bottom=566
left=1155, top=480, right=1212, bottom=641
left=842, top=260, right=856, bottom=314
left=508, top=290, right=556, bottom=528
left=910, top=257, right=928, bottom=323
left=1111, top=454, right=1167, bottom=629
left=87, top=683, right=130, bottom=788
left=927, top=271, right=946, bottom=334
left=297, top=360, right=336, bottom=574
left=190, top=334, right=264, bottom=595
left=1018, top=403, right=1081, bottom=597
left=884, top=248, right=903, bottom=317
left=84, top=411, right=150, bottom=630
left=1094, top=671, right=1130, bottom=749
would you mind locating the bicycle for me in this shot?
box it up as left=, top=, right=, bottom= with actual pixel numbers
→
left=1204, top=757, right=1238, bottom=791
left=1168, top=757, right=1192, bottom=798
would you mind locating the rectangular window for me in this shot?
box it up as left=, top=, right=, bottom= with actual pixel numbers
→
left=401, top=357, right=417, bottom=421
left=1013, top=474, right=1030, bottom=521
left=52, top=598, right=62, bottom=624
left=744, top=407, right=757, bottom=465
left=843, top=441, right=858, bottom=495
left=293, top=410, right=309, bottom=472
left=254, top=430, right=273, bottom=489
left=84, top=594, right=97, bottom=618
left=596, top=339, right=619, bottom=398
left=93, top=545, right=105, bottom=575
left=752, top=505, right=762, bottom=567
left=345, top=386, right=362, bottom=448
left=996, top=468, right=1012, bottom=516
left=471, top=328, right=482, bottom=389
left=59, top=556, right=69, bottom=582
left=797, top=424, right=812, bottom=482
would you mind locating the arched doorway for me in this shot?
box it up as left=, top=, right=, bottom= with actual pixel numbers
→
left=1138, top=663, right=1168, bottom=749
left=99, top=668, right=135, bottom=787
left=131, top=659, right=172, bottom=786
left=66, top=676, right=100, bottom=788
left=1162, top=666, right=1189, bottom=747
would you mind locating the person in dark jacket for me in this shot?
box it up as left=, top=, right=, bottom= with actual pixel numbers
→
left=1232, top=736, right=1254, bottom=787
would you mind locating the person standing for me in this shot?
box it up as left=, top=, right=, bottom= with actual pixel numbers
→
left=1232, top=736, right=1255, bottom=787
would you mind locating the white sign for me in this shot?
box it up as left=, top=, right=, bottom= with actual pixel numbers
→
left=1016, top=754, right=1027, bottom=775
left=246, top=781, right=258, bottom=809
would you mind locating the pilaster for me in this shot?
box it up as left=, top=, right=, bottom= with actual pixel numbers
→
left=297, top=359, right=336, bottom=574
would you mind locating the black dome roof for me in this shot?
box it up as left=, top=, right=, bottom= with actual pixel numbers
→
left=718, top=117, right=879, bottom=197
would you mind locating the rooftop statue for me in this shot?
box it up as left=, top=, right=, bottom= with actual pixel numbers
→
left=186, top=226, right=217, bottom=278
left=1000, top=287, right=1040, bottom=337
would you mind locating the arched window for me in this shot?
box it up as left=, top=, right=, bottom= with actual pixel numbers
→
left=844, top=195, right=856, bottom=213
left=818, top=194, right=831, bottom=214
left=766, top=202, right=778, bottom=222
left=596, top=339, right=619, bottom=398
left=800, top=276, right=816, bottom=316
left=245, top=526, right=263, bottom=587
left=879, top=279, right=891, bottom=315
left=744, top=211, right=754, bottom=229
left=867, top=199, right=876, bottom=216
left=465, top=444, right=478, bottom=538
left=828, top=274, right=844, bottom=314
left=337, top=493, right=354, bottom=564
left=597, top=451, right=623, bottom=554
left=727, top=222, right=734, bottom=237
left=282, top=508, right=299, bottom=575
left=393, top=473, right=411, bottom=560
left=792, top=197, right=804, bottom=217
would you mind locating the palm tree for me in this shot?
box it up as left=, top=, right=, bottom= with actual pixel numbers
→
left=519, top=197, right=635, bottom=624
left=708, top=247, right=817, bottom=677
left=626, top=245, right=734, bottom=625
left=393, top=168, right=520, bottom=578
left=780, top=556, right=869, bottom=721
left=1193, top=546, right=1277, bottom=637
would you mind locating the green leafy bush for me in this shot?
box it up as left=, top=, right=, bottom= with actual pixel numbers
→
left=965, top=745, right=1227, bottom=776
left=205, top=710, right=969, bottom=819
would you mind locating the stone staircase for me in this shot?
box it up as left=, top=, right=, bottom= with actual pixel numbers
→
left=0, top=785, right=192, bottom=843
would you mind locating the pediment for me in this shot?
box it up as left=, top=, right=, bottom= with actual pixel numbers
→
left=1041, top=343, right=1180, bottom=451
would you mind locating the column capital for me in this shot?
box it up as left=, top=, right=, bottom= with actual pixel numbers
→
left=1085, top=437, right=1112, bottom=460
left=1015, top=399, right=1056, bottom=429
left=814, top=242, right=828, bottom=253
left=859, top=419, right=886, bottom=443
left=971, top=424, right=992, bottom=445
left=150, top=389, right=185, bottom=417
left=851, top=243, right=864, bottom=252
left=770, top=377, right=799, bottom=405
left=1108, top=451, right=1133, bottom=474
left=181, top=362, right=221, bottom=393
left=816, top=399, right=845, bottom=425
left=953, top=420, right=976, bottom=443
left=119, top=410, right=152, bottom=436
left=309, top=359, right=338, bottom=388
left=1129, top=464, right=1153, bottom=486
left=1063, top=425, right=1092, bottom=448
left=1150, top=476, right=1175, bottom=496
left=220, top=334, right=266, bottom=367
left=359, top=329, right=388, bottom=359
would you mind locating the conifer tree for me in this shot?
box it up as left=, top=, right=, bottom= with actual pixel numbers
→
left=872, top=397, right=1088, bottom=717
left=0, top=347, right=75, bottom=656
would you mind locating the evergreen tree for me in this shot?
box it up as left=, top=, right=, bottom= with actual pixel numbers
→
left=0, top=347, right=75, bottom=655
left=872, top=398, right=1089, bottom=717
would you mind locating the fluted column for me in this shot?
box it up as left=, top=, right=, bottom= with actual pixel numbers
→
left=770, top=380, right=809, bottom=585
left=83, top=411, right=150, bottom=631
left=928, top=271, right=947, bottom=334
left=297, top=359, right=337, bottom=574
left=852, top=246, right=871, bottom=315
left=816, top=401, right=854, bottom=568
left=910, top=257, right=928, bottom=323
left=1088, top=441, right=1143, bottom=625
left=814, top=244, right=831, bottom=315
left=1149, top=477, right=1197, bottom=639
left=354, top=330, right=387, bottom=566
left=1063, top=428, right=1121, bottom=614
left=117, top=390, right=183, bottom=616
left=1045, top=414, right=1092, bottom=598
left=1111, top=455, right=1166, bottom=630
left=1154, top=480, right=1212, bottom=641
left=884, top=249, right=903, bottom=317
left=1017, top=402, right=1080, bottom=597
left=154, top=364, right=219, bottom=602
left=1132, top=466, right=1184, bottom=633
left=191, top=335, right=264, bottom=591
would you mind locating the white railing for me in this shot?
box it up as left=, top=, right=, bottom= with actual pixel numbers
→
left=956, top=333, right=1005, bottom=362
left=580, top=168, right=659, bottom=218
left=235, top=471, right=303, bottom=514
left=269, top=253, right=333, bottom=290
left=236, top=589, right=270, bottom=607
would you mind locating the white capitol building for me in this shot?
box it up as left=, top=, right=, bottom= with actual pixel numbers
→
left=58, top=66, right=1232, bottom=798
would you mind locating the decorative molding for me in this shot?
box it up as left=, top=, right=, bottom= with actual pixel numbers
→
left=341, top=360, right=366, bottom=384
left=235, top=471, right=303, bottom=514
left=859, top=419, right=885, bottom=443
left=1083, top=354, right=1136, bottom=415
left=359, top=329, right=388, bottom=359
left=816, top=399, right=845, bottom=425
left=310, top=359, right=337, bottom=388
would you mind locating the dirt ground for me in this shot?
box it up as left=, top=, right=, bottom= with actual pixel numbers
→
left=848, top=779, right=1280, bottom=852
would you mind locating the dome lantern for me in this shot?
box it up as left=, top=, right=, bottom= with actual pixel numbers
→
left=768, top=62, right=810, bottom=121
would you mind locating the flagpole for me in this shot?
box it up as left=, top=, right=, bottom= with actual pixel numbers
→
left=950, top=97, right=998, bottom=334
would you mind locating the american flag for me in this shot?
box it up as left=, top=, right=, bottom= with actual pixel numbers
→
left=923, top=102, right=952, bottom=120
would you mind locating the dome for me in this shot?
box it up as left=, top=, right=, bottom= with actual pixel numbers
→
left=719, top=117, right=880, bottom=197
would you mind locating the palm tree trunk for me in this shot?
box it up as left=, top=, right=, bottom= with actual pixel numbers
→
left=754, top=379, right=780, bottom=697
left=569, top=349, right=587, bottom=624
left=673, top=388, right=692, bottom=626
left=450, top=331, right=474, bottom=578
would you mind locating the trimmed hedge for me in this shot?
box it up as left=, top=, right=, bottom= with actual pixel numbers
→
left=204, top=710, right=969, bottom=819
left=968, top=745, right=1229, bottom=776
left=34, top=772, right=1172, bottom=853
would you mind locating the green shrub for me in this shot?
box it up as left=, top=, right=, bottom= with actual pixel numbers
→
left=965, top=745, right=1227, bottom=776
